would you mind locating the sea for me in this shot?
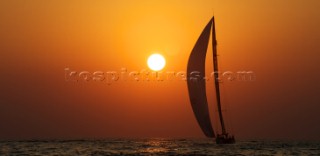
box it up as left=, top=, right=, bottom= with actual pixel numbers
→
left=1, top=138, right=319, bottom=156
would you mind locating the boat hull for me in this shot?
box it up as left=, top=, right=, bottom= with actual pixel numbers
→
left=216, top=133, right=235, bottom=144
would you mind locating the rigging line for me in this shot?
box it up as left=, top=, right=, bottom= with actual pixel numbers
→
left=212, top=0, right=215, bottom=15
left=219, top=57, right=235, bottom=134
left=212, top=0, right=217, bottom=17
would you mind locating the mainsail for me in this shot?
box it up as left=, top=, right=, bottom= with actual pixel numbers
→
left=187, top=17, right=215, bottom=138
left=211, top=17, right=226, bottom=134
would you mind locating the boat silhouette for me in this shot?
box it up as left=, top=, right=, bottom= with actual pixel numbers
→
left=187, top=16, right=235, bottom=144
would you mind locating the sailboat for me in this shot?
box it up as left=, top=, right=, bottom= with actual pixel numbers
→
left=187, top=16, right=235, bottom=144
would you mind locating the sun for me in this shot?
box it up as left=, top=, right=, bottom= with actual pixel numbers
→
left=147, top=53, right=166, bottom=71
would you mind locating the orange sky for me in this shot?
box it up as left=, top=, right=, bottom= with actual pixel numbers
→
left=1, top=0, right=320, bottom=140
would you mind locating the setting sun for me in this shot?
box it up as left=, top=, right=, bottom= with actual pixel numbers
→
left=147, top=53, right=166, bottom=71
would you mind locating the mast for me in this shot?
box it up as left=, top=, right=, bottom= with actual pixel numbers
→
left=211, top=17, right=226, bottom=134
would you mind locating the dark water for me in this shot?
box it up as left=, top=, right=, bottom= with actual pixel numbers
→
left=1, top=139, right=320, bottom=155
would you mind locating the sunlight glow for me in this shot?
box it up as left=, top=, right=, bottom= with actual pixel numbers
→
left=147, top=54, right=166, bottom=71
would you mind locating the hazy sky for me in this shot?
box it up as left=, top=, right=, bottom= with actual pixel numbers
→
left=1, top=0, right=320, bottom=140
